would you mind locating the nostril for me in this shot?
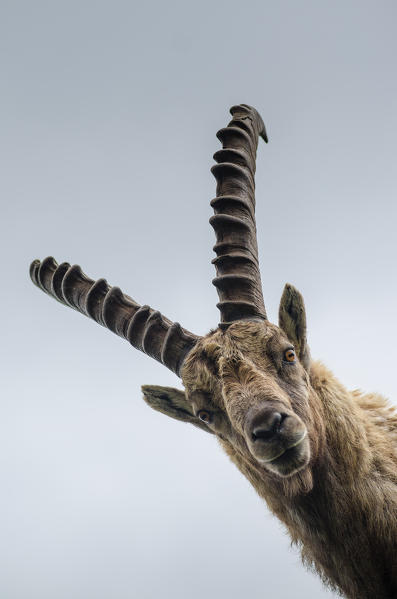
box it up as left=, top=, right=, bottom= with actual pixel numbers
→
left=251, top=412, right=286, bottom=442
left=251, top=428, right=273, bottom=442
left=278, top=412, right=288, bottom=430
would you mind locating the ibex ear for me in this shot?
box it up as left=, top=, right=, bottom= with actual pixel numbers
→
left=278, top=284, right=311, bottom=371
left=141, top=385, right=214, bottom=434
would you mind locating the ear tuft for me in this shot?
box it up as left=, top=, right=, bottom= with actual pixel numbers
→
left=141, top=385, right=213, bottom=434
left=278, top=284, right=311, bottom=371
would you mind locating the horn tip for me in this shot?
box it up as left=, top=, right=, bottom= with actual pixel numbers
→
left=29, top=259, right=41, bottom=285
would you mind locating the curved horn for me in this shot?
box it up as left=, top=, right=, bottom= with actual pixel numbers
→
left=210, top=104, right=268, bottom=329
left=30, top=257, right=199, bottom=376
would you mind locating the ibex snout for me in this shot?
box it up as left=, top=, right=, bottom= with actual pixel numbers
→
left=245, top=405, right=310, bottom=477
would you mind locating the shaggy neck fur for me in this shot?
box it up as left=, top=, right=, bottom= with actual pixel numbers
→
left=221, top=361, right=397, bottom=599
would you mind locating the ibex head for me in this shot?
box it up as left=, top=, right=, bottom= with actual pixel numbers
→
left=178, top=310, right=313, bottom=481
left=31, top=105, right=319, bottom=490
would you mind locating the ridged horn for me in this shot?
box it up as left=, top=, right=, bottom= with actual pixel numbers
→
left=210, top=104, right=268, bottom=329
left=30, top=257, right=199, bottom=376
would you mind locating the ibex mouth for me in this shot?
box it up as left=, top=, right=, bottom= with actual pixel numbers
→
left=263, top=430, right=308, bottom=463
left=262, top=434, right=311, bottom=477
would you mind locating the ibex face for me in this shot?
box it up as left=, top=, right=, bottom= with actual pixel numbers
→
left=181, top=320, right=311, bottom=478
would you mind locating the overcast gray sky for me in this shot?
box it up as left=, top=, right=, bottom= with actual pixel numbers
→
left=2, top=1, right=397, bottom=598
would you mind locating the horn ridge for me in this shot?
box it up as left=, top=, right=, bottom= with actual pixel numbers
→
left=51, top=262, right=72, bottom=303
left=161, top=322, right=196, bottom=376
left=85, top=279, right=110, bottom=323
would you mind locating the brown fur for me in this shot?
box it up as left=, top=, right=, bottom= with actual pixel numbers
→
left=177, top=321, right=397, bottom=599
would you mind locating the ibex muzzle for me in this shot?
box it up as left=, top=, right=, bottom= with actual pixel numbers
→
left=245, top=405, right=309, bottom=475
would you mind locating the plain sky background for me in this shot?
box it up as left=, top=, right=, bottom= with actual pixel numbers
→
left=2, top=1, right=397, bottom=598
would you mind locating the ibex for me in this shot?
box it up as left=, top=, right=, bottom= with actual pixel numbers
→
left=30, top=105, right=397, bottom=598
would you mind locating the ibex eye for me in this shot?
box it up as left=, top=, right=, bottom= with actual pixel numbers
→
left=284, top=349, right=296, bottom=363
left=197, top=410, right=212, bottom=424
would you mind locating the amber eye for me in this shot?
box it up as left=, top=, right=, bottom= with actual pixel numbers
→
left=197, top=410, right=212, bottom=424
left=284, top=348, right=296, bottom=363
